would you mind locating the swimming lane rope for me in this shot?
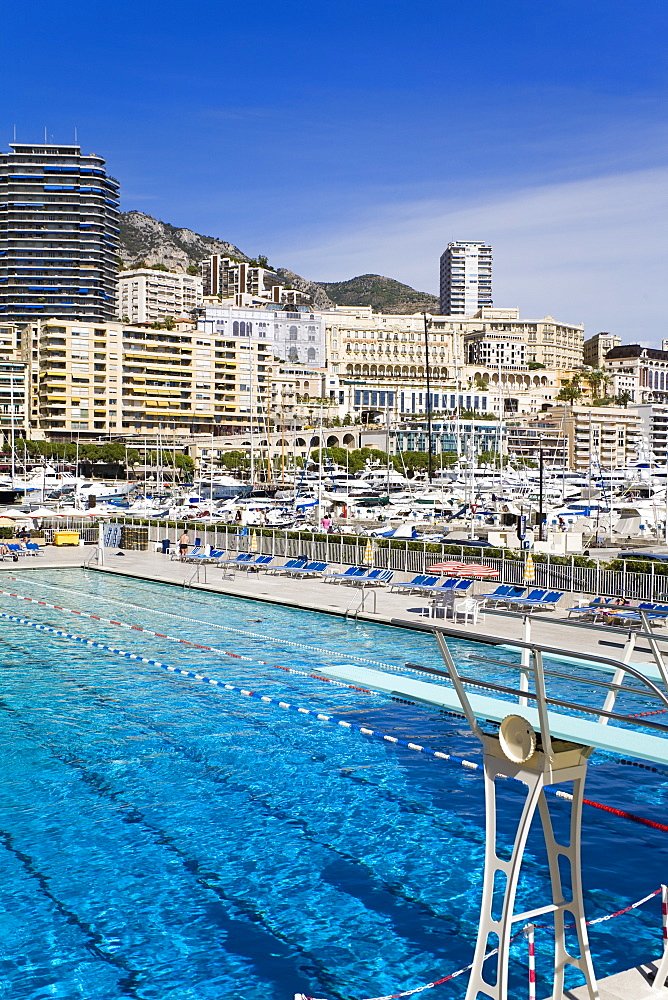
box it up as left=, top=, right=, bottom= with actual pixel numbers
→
left=1, top=605, right=668, bottom=836
left=0, top=586, right=386, bottom=697
left=9, top=577, right=406, bottom=671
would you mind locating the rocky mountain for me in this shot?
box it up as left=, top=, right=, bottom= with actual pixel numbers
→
left=317, top=274, right=439, bottom=314
left=118, top=212, right=437, bottom=314
left=118, top=211, right=249, bottom=271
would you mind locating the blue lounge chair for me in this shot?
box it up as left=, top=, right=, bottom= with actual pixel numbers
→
left=390, top=574, right=426, bottom=593
left=408, top=576, right=441, bottom=594
left=485, top=585, right=526, bottom=607
left=202, top=548, right=226, bottom=564
left=326, top=567, right=368, bottom=584
left=415, top=577, right=468, bottom=595
left=184, top=547, right=211, bottom=562
left=349, top=569, right=394, bottom=587
left=567, top=597, right=613, bottom=618
left=222, top=552, right=254, bottom=567
left=177, top=545, right=204, bottom=562
left=507, top=588, right=548, bottom=607
left=285, top=561, right=328, bottom=577
left=512, top=590, right=563, bottom=611
left=252, top=555, right=274, bottom=569
left=639, top=603, right=668, bottom=617
left=25, top=542, right=43, bottom=556
left=267, top=559, right=308, bottom=575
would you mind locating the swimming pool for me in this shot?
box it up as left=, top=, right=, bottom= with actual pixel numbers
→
left=0, top=567, right=665, bottom=1000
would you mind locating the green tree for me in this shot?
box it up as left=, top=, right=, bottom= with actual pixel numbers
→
left=98, top=442, right=126, bottom=464
left=615, top=390, right=633, bottom=408
left=186, top=264, right=200, bottom=276
left=584, top=368, right=607, bottom=400
left=151, top=263, right=169, bottom=271
left=556, top=376, right=583, bottom=406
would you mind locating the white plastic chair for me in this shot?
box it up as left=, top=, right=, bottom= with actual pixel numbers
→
left=453, top=597, right=480, bottom=624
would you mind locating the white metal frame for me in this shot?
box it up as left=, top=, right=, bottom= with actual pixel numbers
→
left=434, top=629, right=668, bottom=1000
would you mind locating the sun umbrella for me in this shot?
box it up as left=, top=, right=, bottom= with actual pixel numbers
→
left=0, top=517, right=15, bottom=525
left=249, top=530, right=259, bottom=553
left=455, top=563, right=499, bottom=579
left=363, top=537, right=374, bottom=566
left=524, top=552, right=535, bottom=583
left=428, top=561, right=467, bottom=576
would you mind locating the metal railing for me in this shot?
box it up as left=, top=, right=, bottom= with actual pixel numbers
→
left=105, top=517, right=668, bottom=601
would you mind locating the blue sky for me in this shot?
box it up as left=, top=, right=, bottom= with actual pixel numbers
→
left=3, top=0, right=667, bottom=341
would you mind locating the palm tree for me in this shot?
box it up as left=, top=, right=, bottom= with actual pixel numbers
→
left=584, top=369, right=606, bottom=400
left=556, top=376, right=583, bottom=406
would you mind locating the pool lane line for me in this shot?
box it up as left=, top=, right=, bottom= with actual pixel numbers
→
left=298, top=887, right=663, bottom=1000
left=8, top=576, right=409, bottom=672
left=0, top=586, right=393, bottom=699
left=4, top=609, right=668, bottom=837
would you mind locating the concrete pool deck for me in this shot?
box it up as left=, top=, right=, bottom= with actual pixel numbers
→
left=556, top=958, right=666, bottom=999
left=0, top=545, right=663, bottom=669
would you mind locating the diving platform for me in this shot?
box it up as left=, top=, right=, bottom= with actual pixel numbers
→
left=321, top=624, right=668, bottom=1000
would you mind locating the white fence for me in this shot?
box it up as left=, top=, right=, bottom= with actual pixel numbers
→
left=108, top=517, right=668, bottom=602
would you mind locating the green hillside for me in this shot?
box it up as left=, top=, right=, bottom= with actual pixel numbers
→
left=317, top=274, right=439, bottom=314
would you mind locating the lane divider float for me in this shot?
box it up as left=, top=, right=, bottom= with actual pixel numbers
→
left=8, top=577, right=407, bottom=671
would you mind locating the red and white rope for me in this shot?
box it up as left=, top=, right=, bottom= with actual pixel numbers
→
left=296, top=888, right=662, bottom=1000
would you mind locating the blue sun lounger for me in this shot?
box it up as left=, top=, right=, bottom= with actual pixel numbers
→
left=510, top=590, right=563, bottom=611
left=267, top=558, right=308, bottom=575
left=284, top=561, right=328, bottom=577
left=390, top=574, right=433, bottom=593
left=485, top=585, right=527, bottom=607
left=348, top=569, right=394, bottom=587
left=325, top=567, right=368, bottom=584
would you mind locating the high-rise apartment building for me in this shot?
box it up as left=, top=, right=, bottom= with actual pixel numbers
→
left=117, top=268, right=203, bottom=324
left=439, top=241, right=492, bottom=315
left=0, top=142, right=120, bottom=325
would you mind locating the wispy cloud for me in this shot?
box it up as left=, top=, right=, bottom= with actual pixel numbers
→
left=276, top=167, right=668, bottom=344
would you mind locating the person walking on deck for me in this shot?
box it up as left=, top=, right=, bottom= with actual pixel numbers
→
left=178, top=531, right=189, bottom=561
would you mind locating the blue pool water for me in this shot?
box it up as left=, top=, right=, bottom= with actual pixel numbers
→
left=0, top=568, right=665, bottom=1000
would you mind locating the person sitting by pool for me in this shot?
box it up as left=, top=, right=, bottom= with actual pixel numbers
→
left=612, top=596, right=630, bottom=606
left=178, top=531, right=189, bottom=561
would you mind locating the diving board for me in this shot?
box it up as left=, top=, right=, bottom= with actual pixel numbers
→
left=317, top=663, right=668, bottom=766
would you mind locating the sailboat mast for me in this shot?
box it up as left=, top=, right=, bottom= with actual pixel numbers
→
left=9, top=365, right=15, bottom=484
left=423, top=313, right=433, bottom=484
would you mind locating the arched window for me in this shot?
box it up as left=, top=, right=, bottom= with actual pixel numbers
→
left=307, top=347, right=316, bottom=361
left=289, top=325, right=298, bottom=341
left=233, top=321, right=239, bottom=335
